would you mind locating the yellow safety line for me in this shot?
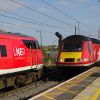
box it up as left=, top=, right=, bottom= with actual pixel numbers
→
left=43, top=83, right=98, bottom=100
left=63, top=82, right=87, bottom=87
left=72, top=98, right=88, bottom=100
left=62, top=79, right=93, bottom=88
left=90, top=88, right=100, bottom=100
left=69, top=79, right=93, bottom=83
left=57, top=87, right=78, bottom=94
left=73, top=78, right=99, bottom=83
left=63, top=81, right=100, bottom=89
left=43, top=78, right=100, bottom=100
left=43, top=94, right=56, bottom=100
left=57, top=87, right=89, bottom=99
left=43, top=85, right=100, bottom=100
left=46, top=92, right=64, bottom=96
left=84, top=79, right=96, bottom=82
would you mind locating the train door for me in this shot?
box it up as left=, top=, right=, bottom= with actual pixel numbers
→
left=82, top=41, right=93, bottom=62
left=29, top=41, right=38, bottom=69
left=87, top=41, right=93, bottom=61
left=34, top=41, right=41, bottom=68
left=31, top=41, right=43, bottom=69
left=22, top=40, right=38, bottom=69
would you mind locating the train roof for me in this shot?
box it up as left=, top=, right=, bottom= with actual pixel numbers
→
left=90, top=38, right=100, bottom=44
left=63, top=35, right=100, bottom=44
left=63, top=35, right=91, bottom=42
left=0, top=32, right=37, bottom=40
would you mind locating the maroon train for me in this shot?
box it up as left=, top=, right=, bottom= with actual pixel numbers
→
left=0, top=32, right=44, bottom=89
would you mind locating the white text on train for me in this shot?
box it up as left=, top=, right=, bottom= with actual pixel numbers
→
left=13, top=47, right=25, bottom=56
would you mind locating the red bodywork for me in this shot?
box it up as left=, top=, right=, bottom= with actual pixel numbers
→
left=0, top=33, right=44, bottom=75
left=56, top=36, right=100, bottom=67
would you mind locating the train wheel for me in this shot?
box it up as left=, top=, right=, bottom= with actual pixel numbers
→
left=37, top=69, right=43, bottom=79
left=14, top=76, right=26, bottom=88
left=14, top=77, right=19, bottom=88
left=34, top=69, right=43, bottom=82
left=3, top=78, right=7, bottom=88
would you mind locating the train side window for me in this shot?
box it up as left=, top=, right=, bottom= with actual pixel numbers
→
left=0, top=45, right=7, bottom=57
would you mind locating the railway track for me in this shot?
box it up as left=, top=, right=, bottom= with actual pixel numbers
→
left=0, top=66, right=91, bottom=100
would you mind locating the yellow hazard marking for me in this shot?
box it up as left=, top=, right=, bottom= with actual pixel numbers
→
left=90, top=88, right=100, bottom=100
left=57, top=87, right=78, bottom=94
left=57, top=87, right=89, bottom=99
left=46, top=92, right=64, bottom=96
left=63, top=81, right=87, bottom=87
left=63, top=81, right=100, bottom=88
left=43, top=78, right=100, bottom=100
left=84, top=79, right=95, bottom=82
left=43, top=94, right=56, bottom=100
left=66, top=79, right=94, bottom=84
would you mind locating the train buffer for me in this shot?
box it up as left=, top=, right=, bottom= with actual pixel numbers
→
left=29, top=67, right=100, bottom=100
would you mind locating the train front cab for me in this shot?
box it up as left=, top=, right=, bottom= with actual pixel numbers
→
left=56, top=35, right=95, bottom=67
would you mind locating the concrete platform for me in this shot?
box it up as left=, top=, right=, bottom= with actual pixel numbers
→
left=29, top=67, right=100, bottom=100
left=72, top=78, right=100, bottom=100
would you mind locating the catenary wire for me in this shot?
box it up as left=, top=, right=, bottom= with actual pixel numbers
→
left=10, top=0, right=74, bottom=27
left=0, top=20, right=54, bottom=33
left=0, top=13, right=71, bottom=29
left=0, top=9, right=71, bottom=29
left=40, top=0, right=96, bottom=32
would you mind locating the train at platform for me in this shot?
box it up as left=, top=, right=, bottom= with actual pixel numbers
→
left=55, top=32, right=100, bottom=67
left=0, top=32, right=44, bottom=89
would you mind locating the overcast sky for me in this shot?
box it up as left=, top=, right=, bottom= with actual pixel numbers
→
left=0, top=0, right=100, bottom=45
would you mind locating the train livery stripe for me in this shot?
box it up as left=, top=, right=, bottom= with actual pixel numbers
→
left=0, top=64, right=43, bottom=75
left=57, top=62, right=95, bottom=66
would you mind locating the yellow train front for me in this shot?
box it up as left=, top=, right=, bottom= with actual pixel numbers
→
left=56, top=35, right=100, bottom=67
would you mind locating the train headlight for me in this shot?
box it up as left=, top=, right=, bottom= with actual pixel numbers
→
left=60, top=59, right=63, bottom=62
left=83, top=58, right=89, bottom=61
left=77, top=58, right=89, bottom=62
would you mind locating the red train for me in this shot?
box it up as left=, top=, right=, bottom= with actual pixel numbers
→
left=55, top=33, right=100, bottom=67
left=0, top=32, right=44, bottom=89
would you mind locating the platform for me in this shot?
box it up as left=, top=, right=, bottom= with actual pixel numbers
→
left=72, top=78, right=100, bottom=100
left=29, top=67, right=100, bottom=100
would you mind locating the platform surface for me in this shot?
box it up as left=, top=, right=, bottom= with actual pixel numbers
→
left=29, top=67, right=100, bottom=100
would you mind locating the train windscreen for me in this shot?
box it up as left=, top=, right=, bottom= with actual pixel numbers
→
left=62, top=42, right=82, bottom=52
left=22, top=40, right=40, bottom=49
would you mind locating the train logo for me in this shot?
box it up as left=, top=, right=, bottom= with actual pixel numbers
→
left=13, top=47, right=25, bottom=56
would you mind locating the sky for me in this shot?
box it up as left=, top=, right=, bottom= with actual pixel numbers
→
left=0, top=0, right=100, bottom=45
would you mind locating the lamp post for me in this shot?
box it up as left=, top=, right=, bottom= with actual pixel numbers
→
left=77, top=21, right=80, bottom=35
left=98, top=29, right=100, bottom=39
left=75, top=26, right=76, bottom=35
left=37, top=31, right=42, bottom=47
